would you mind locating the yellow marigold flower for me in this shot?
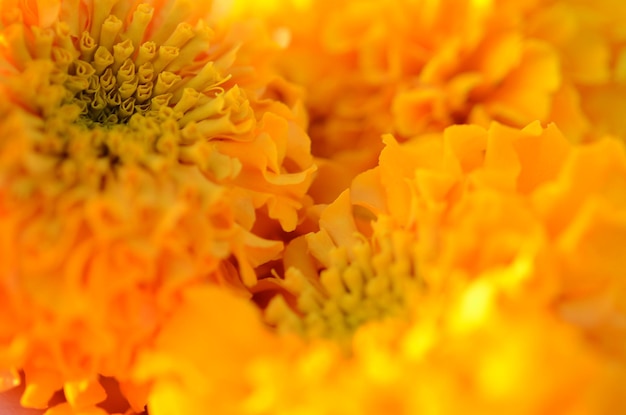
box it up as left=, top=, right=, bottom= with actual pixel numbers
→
left=262, top=120, right=626, bottom=360
left=232, top=121, right=626, bottom=414
left=265, top=122, right=564, bottom=341
left=0, top=0, right=314, bottom=411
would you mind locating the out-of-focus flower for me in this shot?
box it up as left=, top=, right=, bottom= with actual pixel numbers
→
left=0, top=0, right=314, bottom=411
left=227, top=0, right=568, bottom=201
left=132, top=285, right=288, bottom=415
left=522, top=0, right=626, bottom=142
left=227, top=0, right=626, bottom=203
left=249, top=308, right=621, bottom=415
left=534, top=139, right=626, bottom=358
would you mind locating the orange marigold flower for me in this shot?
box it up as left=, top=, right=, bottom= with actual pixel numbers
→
left=0, top=0, right=314, bottom=412
left=226, top=0, right=568, bottom=201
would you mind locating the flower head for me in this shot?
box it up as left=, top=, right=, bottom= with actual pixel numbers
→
left=233, top=121, right=626, bottom=414
left=227, top=0, right=568, bottom=201
left=0, top=0, right=314, bottom=410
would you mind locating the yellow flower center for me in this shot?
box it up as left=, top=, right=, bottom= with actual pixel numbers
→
left=1, top=3, right=253, bottom=187
left=267, top=216, right=424, bottom=347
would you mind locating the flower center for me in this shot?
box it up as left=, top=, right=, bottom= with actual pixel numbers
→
left=266, top=216, right=424, bottom=347
left=1, top=3, right=252, bottom=182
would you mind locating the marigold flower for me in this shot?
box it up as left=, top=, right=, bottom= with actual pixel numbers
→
left=226, top=0, right=569, bottom=201
left=0, top=0, right=314, bottom=411
left=252, top=121, right=626, bottom=413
